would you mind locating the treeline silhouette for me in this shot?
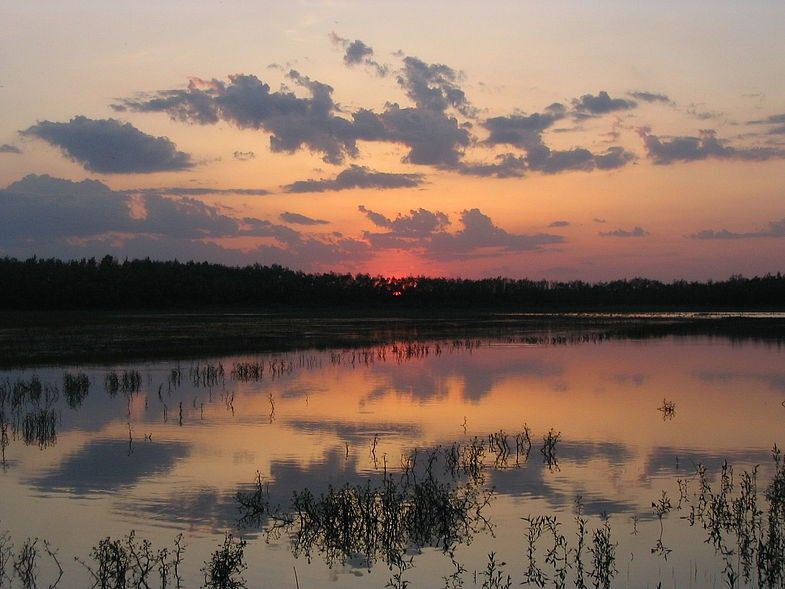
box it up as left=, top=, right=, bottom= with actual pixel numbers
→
left=1, top=256, right=784, bottom=310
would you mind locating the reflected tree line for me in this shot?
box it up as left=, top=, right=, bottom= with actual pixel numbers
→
left=2, top=256, right=785, bottom=309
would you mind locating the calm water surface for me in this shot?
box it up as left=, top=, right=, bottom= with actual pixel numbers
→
left=1, top=328, right=784, bottom=587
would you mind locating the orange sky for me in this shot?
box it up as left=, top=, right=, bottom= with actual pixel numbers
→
left=1, top=1, right=784, bottom=279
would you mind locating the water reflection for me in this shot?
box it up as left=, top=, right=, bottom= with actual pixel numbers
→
left=0, top=329, right=784, bottom=587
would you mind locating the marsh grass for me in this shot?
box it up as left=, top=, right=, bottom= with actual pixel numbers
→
left=201, top=534, right=246, bottom=589
left=237, top=454, right=493, bottom=573
left=104, top=370, right=141, bottom=397
left=658, top=398, right=676, bottom=420
left=0, top=376, right=60, bottom=452
left=62, top=372, right=90, bottom=409
left=75, top=531, right=184, bottom=589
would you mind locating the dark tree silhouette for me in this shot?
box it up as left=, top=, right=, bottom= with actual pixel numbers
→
left=0, top=256, right=783, bottom=310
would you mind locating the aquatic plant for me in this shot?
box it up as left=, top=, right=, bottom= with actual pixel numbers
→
left=480, top=552, right=512, bottom=589
left=237, top=464, right=493, bottom=571
left=658, top=398, right=676, bottom=420
left=104, top=370, right=141, bottom=397
left=0, top=529, right=13, bottom=586
left=75, top=531, right=184, bottom=589
left=189, top=363, right=225, bottom=389
left=540, top=429, right=561, bottom=471
left=201, top=534, right=246, bottom=589
left=12, top=537, right=38, bottom=589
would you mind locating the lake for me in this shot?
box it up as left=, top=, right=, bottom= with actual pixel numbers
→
left=1, top=314, right=784, bottom=588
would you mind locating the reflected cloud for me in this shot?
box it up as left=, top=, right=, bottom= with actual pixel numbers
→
left=29, top=439, right=190, bottom=494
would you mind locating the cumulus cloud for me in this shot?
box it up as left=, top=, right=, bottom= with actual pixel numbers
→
left=593, top=218, right=606, bottom=224
left=484, top=104, right=566, bottom=149
left=527, top=145, right=636, bottom=174
left=482, top=104, right=635, bottom=174
left=397, top=56, right=474, bottom=117
left=111, top=58, right=652, bottom=177
left=116, top=73, right=366, bottom=165
left=279, top=212, right=329, bottom=225
left=116, top=68, right=471, bottom=167
left=638, top=127, right=785, bottom=164
left=599, top=226, right=649, bottom=238
left=359, top=205, right=449, bottom=236
left=0, top=174, right=368, bottom=271
left=283, top=165, right=424, bottom=193
left=378, top=104, right=470, bottom=165
left=233, top=150, right=255, bottom=161
left=21, top=116, right=193, bottom=173
left=454, top=154, right=527, bottom=178
left=329, top=33, right=388, bottom=76
left=429, top=209, right=564, bottom=259
left=549, top=220, right=570, bottom=228
left=573, top=91, right=637, bottom=117
left=359, top=205, right=563, bottom=259
left=690, top=219, right=785, bottom=240
left=0, top=144, right=21, bottom=154
left=628, top=91, right=672, bottom=104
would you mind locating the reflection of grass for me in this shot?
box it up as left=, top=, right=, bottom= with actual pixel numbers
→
left=7, top=446, right=785, bottom=587
left=238, top=464, right=493, bottom=572
left=63, top=372, right=90, bottom=408
left=0, top=376, right=60, bottom=451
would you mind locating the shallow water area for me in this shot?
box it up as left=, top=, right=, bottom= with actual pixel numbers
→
left=1, top=316, right=785, bottom=587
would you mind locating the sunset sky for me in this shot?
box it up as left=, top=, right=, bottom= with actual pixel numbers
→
left=1, top=1, right=784, bottom=280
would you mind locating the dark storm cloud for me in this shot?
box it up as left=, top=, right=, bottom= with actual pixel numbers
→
left=572, top=91, right=637, bottom=117
left=690, top=218, right=785, bottom=240
left=283, top=165, right=424, bottom=193
left=359, top=206, right=564, bottom=259
left=639, top=127, right=785, bottom=164
left=21, top=116, right=193, bottom=173
left=329, top=33, right=388, bottom=76
left=599, top=226, right=649, bottom=238
left=0, top=174, right=370, bottom=271
left=0, top=143, right=21, bottom=154
left=628, top=91, right=673, bottom=104
left=279, top=211, right=329, bottom=226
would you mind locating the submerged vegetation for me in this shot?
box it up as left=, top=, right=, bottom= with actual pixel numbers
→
left=7, top=448, right=785, bottom=587
left=2, top=332, right=785, bottom=586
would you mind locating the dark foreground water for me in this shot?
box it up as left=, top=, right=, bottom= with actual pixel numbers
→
left=1, top=314, right=785, bottom=588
